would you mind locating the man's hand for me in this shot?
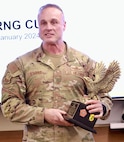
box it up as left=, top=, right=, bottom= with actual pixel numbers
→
left=44, top=108, right=74, bottom=126
left=85, top=99, right=104, bottom=118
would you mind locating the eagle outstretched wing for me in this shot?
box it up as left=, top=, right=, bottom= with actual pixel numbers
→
left=98, top=60, right=121, bottom=93
left=83, top=60, right=121, bottom=98
left=93, top=61, right=107, bottom=82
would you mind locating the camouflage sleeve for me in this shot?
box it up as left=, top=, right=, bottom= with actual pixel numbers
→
left=87, top=59, right=113, bottom=120
left=99, top=93, right=113, bottom=120
left=76, top=53, right=113, bottom=120
left=88, top=60, right=113, bottom=120
left=1, top=60, right=45, bottom=126
left=82, top=56, right=113, bottom=120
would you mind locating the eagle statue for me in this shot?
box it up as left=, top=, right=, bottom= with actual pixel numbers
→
left=83, top=60, right=121, bottom=99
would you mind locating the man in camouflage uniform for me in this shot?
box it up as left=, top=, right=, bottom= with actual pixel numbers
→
left=1, top=3, right=113, bottom=142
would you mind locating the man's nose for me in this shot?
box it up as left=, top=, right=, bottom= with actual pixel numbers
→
left=46, top=23, right=52, bottom=29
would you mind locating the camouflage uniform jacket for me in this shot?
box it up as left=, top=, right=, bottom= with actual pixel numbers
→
left=1, top=43, right=113, bottom=142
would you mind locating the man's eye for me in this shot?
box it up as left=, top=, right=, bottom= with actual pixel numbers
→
left=51, top=20, right=58, bottom=25
left=40, top=21, right=46, bottom=25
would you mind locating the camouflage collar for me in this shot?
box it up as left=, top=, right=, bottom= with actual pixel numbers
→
left=36, top=42, right=76, bottom=63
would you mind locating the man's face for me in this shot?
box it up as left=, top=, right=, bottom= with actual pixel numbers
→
left=38, top=7, right=66, bottom=44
